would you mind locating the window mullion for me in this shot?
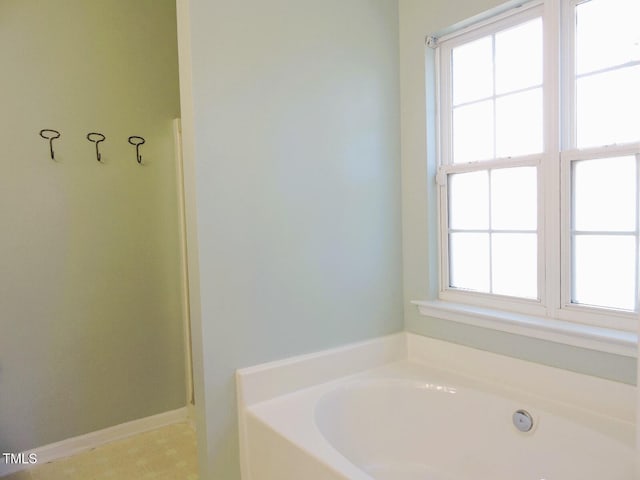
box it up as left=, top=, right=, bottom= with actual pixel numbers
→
left=491, top=34, right=497, bottom=161
left=489, top=33, right=496, bottom=295
left=488, top=170, right=494, bottom=294
left=437, top=43, right=452, bottom=298
left=561, top=0, right=577, bottom=151
left=543, top=0, right=562, bottom=316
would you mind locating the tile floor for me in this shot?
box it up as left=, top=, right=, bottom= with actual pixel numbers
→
left=1, top=423, right=198, bottom=480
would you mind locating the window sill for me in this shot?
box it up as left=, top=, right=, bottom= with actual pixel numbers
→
left=411, top=300, right=637, bottom=358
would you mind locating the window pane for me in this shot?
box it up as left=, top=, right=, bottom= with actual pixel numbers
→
left=452, top=36, right=493, bottom=105
left=574, top=156, right=636, bottom=232
left=491, top=167, right=537, bottom=230
left=576, top=0, right=640, bottom=75
left=495, top=88, right=543, bottom=158
left=449, top=171, right=489, bottom=229
left=453, top=100, right=494, bottom=163
left=450, top=233, right=490, bottom=292
left=492, top=233, right=537, bottom=299
left=573, top=235, right=636, bottom=311
left=577, top=66, right=640, bottom=148
left=495, top=18, right=543, bottom=94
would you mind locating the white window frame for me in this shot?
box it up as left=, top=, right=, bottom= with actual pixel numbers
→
left=436, top=2, right=550, bottom=317
left=422, top=0, right=639, bottom=343
left=558, top=0, right=640, bottom=332
left=559, top=143, right=640, bottom=332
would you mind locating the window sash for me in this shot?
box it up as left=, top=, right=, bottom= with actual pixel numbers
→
left=438, top=4, right=545, bottom=168
left=559, top=144, right=640, bottom=331
left=562, top=0, right=640, bottom=150
left=438, top=157, right=546, bottom=315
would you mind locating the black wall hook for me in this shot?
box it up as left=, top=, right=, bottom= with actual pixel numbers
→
left=127, top=136, right=145, bottom=164
left=87, top=132, right=106, bottom=162
left=39, top=129, right=61, bottom=160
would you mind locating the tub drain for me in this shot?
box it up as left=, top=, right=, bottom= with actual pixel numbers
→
left=512, top=409, right=533, bottom=432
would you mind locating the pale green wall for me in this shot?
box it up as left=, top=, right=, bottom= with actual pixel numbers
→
left=0, top=0, right=186, bottom=453
left=178, top=0, right=404, bottom=477
left=398, top=0, right=636, bottom=384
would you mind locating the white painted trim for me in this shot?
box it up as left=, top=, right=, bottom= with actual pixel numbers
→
left=412, top=299, right=637, bottom=357
left=541, top=0, right=562, bottom=321
left=175, top=0, right=207, bottom=475
left=0, top=408, right=189, bottom=477
left=173, top=117, right=195, bottom=407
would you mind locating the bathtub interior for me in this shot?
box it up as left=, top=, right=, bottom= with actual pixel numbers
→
left=314, top=367, right=635, bottom=480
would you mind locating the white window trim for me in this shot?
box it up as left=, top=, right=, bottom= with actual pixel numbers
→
left=411, top=299, right=637, bottom=358
left=414, top=0, right=640, bottom=355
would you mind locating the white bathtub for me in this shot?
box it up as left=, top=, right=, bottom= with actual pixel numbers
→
left=237, top=334, right=637, bottom=480
left=316, top=371, right=635, bottom=479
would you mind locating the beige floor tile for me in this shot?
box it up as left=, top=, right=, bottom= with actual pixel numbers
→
left=0, top=471, right=32, bottom=480
left=6, top=423, right=198, bottom=480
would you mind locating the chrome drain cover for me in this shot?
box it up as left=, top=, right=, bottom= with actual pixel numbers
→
left=513, top=409, right=534, bottom=432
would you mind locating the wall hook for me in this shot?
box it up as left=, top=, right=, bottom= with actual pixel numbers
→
left=39, top=129, right=61, bottom=160
left=128, top=136, right=145, bottom=164
left=87, top=132, right=106, bottom=162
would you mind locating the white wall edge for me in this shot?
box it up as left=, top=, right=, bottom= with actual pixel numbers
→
left=173, top=117, right=195, bottom=408
left=0, top=407, right=189, bottom=477
left=412, top=300, right=637, bottom=358
left=174, top=0, right=208, bottom=477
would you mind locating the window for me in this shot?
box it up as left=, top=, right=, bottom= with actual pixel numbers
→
left=433, top=0, right=640, bottom=333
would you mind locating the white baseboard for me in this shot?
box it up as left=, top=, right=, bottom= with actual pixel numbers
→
left=1, top=407, right=189, bottom=477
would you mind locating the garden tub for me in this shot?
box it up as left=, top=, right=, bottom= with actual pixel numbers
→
left=237, top=334, right=637, bottom=480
